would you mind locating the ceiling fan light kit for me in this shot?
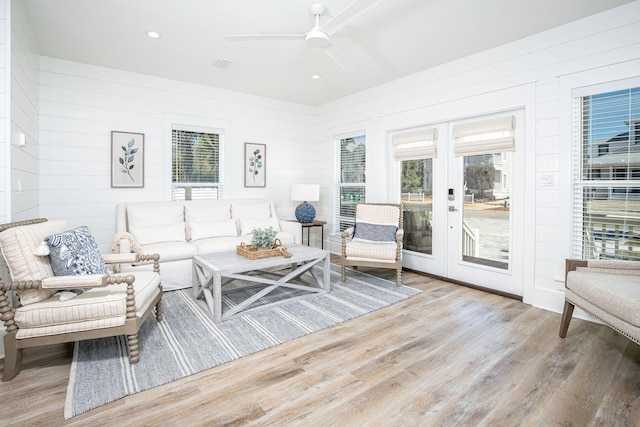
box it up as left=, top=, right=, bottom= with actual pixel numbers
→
left=305, top=30, right=331, bottom=48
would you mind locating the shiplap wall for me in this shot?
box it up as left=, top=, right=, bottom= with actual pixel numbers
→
left=0, top=0, right=8, bottom=225
left=10, top=0, right=39, bottom=221
left=13, top=1, right=640, bottom=315
left=38, top=58, right=327, bottom=252
left=317, top=1, right=640, bottom=312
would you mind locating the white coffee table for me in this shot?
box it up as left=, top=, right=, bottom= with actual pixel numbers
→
left=192, top=244, right=331, bottom=322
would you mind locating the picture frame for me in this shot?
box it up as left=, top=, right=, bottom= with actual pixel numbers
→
left=111, top=131, right=144, bottom=188
left=244, top=142, right=266, bottom=187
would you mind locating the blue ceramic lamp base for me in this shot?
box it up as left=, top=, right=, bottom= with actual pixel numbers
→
left=295, top=201, right=316, bottom=223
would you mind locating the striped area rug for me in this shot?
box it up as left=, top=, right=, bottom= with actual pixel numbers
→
left=64, top=265, right=420, bottom=419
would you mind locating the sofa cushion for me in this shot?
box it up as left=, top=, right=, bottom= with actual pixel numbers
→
left=188, top=219, right=237, bottom=241
left=567, top=271, right=640, bottom=327
left=185, top=201, right=231, bottom=222
left=239, top=217, right=281, bottom=235
left=0, top=219, right=67, bottom=305
left=14, top=271, right=160, bottom=339
left=231, top=201, right=271, bottom=219
left=45, top=226, right=109, bottom=277
left=140, top=241, right=197, bottom=263
left=129, top=222, right=186, bottom=245
left=193, top=236, right=247, bottom=254
left=127, top=203, right=184, bottom=227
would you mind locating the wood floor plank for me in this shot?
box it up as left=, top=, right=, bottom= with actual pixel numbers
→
left=0, top=266, right=638, bottom=426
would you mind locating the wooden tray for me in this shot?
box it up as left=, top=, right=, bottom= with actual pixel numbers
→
left=236, top=239, right=292, bottom=259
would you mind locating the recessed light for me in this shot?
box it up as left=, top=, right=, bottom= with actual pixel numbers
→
left=311, top=74, right=321, bottom=79
left=146, top=31, right=161, bottom=39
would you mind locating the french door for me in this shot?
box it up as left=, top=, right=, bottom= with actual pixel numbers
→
left=399, top=110, right=524, bottom=296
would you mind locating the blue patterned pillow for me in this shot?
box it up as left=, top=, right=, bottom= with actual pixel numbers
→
left=353, top=222, right=398, bottom=243
left=45, top=226, right=109, bottom=277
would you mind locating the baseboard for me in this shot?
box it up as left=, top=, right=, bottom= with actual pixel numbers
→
left=404, top=268, right=522, bottom=301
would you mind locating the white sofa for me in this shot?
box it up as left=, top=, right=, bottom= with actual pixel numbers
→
left=113, top=199, right=301, bottom=291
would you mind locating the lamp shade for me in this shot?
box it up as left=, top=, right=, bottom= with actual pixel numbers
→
left=290, top=184, right=320, bottom=202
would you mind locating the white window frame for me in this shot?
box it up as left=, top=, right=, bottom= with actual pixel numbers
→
left=570, top=80, right=640, bottom=260
left=334, top=131, right=366, bottom=233
left=171, top=123, right=224, bottom=201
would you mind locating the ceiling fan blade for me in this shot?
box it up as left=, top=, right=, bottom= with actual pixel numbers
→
left=224, top=34, right=306, bottom=41
left=320, top=0, right=386, bottom=35
left=325, top=42, right=354, bottom=72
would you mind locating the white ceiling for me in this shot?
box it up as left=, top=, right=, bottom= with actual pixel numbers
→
left=22, top=0, right=633, bottom=106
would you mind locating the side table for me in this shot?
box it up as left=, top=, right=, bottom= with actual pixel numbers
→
left=297, top=220, right=327, bottom=249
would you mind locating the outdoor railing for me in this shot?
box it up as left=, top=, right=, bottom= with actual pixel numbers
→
left=401, top=192, right=425, bottom=202
left=462, top=220, right=479, bottom=257
left=584, top=215, right=640, bottom=261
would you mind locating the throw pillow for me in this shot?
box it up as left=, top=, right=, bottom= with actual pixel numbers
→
left=352, top=222, right=398, bottom=243
left=45, top=226, right=109, bottom=277
left=188, top=219, right=238, bottom=241
left=129, top=222, right=186, bottom=245
left=239, top=217, right=281, bottom=235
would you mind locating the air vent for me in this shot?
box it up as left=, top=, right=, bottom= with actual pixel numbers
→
left=211, top=58, right=233, bottom=69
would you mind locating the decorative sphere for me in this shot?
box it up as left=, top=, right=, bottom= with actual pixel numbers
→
left=295, top=201, right=316, bottom=223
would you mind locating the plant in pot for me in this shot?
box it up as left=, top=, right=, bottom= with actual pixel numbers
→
left=251, top=226, right=277, bottom=250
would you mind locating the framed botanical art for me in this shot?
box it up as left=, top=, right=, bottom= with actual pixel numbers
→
left=111, top=131, right=144, bottom=188
left=244, top=142, right=266, bottom=187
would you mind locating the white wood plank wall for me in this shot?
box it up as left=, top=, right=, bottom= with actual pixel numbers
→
left=10, top=0, right=39, bottom=221
left=316, top=2, right=640, bottom=311
left=37, top=57, right=325, bottom=251
left=2, top=1, right=639, bottom=316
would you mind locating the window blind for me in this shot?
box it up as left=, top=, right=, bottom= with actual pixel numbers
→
left=572, top=86, right=640, bottom=261
left=453, top=116, right=515, bottom=157
left=172, top=127, right=223, bottom=201
left=392, top=127, right=437, bottom=160
left=334, top=133, right=366, bottom=233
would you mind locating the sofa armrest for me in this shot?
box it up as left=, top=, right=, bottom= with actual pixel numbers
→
left=279, top=219, right=302, bottom=245
left=111, top=232, right=143, bottom=255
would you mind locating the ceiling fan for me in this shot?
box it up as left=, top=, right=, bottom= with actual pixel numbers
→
left=224, top=0, right=385, bottom=72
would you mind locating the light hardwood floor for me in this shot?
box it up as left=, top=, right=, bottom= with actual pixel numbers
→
left=1, top=265, right=639, bottom=426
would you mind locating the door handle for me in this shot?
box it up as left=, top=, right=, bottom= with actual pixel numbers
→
left=448, top=206, right=458, bottom=212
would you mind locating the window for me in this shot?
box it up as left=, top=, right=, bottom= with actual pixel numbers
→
left=335, top=133, right=365, bottom=232
left=172, top=125, right=223, bottom=200
left=572, top=86, right=640, bottom=260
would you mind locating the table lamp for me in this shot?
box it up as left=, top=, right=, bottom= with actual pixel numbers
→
left=291, top=184, right=320, bottom=223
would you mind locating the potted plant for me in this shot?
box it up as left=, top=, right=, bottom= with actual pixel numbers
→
left=251, top=226, right=277, bottom=250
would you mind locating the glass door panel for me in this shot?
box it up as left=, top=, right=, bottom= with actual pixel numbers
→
left=461, top=153, right=511, bottom=269
left=401, top=159, right=433, bottom=255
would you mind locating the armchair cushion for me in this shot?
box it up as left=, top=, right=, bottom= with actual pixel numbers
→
left=0, top=219, right=67, bottom=305
left=345, top=240, right=399, bottom=262
left=13, top=271, right=161, bottom=338
left=353, top=222, right=398, bottom=243
left=45, top=226, right=109, bottom=277
left=566, top=271, right=640, bottom=327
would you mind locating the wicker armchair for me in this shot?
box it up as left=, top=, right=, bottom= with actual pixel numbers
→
left=341, top=203, right=404, bottom=286
left=0, top=218, right=163, bottom=381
